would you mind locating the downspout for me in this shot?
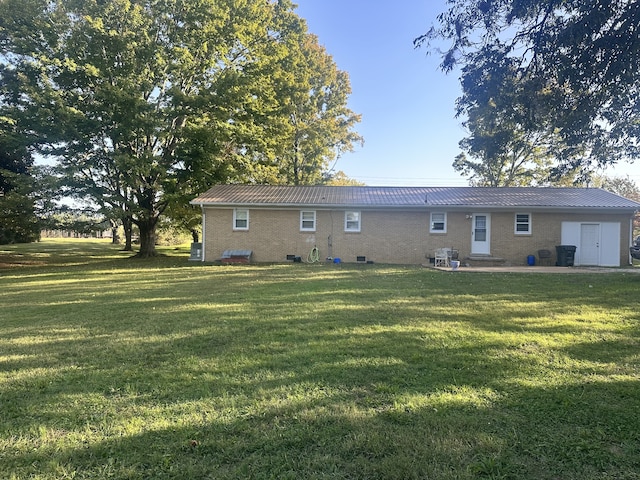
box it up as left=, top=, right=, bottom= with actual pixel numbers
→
left=200, top=204, right=206, bottom=262
left=630, top=215, right=635, bottom=265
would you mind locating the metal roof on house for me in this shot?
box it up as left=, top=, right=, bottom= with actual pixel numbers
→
left=191, top=185, right=640, bottom=210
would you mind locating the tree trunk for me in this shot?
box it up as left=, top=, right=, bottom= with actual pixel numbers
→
left=136, top=217, right=158, bottom=258
left=122, top=215, right=133, bottom=251
left=109, top=219, right=120, bottom=244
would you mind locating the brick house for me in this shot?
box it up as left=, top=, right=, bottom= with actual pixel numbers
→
left=190, top=185, right=640, bottom=266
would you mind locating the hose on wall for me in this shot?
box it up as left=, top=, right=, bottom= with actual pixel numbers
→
left=307, top=245, right=320, bottom=263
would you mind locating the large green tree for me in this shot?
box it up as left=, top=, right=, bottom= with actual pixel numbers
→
left=0, top=0, right=361, bottom=256
left=0, top=120, right=39, bottom=244
left=272, top=33, right=363, bottom=185
left=452, top=57, right=560, bottom=186
left=417, top=0, right=640, bottom=179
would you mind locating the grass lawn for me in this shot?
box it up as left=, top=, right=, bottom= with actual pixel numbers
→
left=1, top=239, right=639, bottom=479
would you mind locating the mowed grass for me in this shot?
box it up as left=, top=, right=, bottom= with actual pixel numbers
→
left=1, top=239, right=639, bottom=479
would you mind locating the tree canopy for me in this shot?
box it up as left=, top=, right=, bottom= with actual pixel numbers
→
left=272, top=33, right=363, bottom=185
left=0, top=119, right=39, bottom=243
left=452, top=62, right=556, bottom=186
left=0, top=0, right=361, bottom=255
left=417, top=0, right=640, bottom=183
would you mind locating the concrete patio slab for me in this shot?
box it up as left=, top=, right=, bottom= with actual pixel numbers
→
left=427, top=265, right=640, bottom=273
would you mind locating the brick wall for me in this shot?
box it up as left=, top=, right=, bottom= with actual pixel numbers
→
left=204, top=208, right=433, bottom=264
left=203, top=207, right=634, bottom=265
left=450, top=211, right=633, bottom=265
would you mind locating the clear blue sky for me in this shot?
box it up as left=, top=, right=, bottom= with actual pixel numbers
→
left=294, top=0, right=467, bottom=186
left=294, top=0, right=638, bottom=186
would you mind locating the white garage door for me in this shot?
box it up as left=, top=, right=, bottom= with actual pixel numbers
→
left=561, top=222, right=620, bottom=267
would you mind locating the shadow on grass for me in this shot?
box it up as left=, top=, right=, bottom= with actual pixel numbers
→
left=3, top=343, right=639, bottom=479
left=2, top=262, right=640, bottom=478
left=0, top=239, right=194, bottom=272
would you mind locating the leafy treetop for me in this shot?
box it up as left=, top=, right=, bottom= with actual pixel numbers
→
left=417, top=0, right=640, bottom=180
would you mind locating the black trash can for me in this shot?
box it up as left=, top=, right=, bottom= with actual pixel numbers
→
left=555, top=245, right=576, bottom=266
left=189, top=242, right=202, bottom=261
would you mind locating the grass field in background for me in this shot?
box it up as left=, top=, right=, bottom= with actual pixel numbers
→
left=1, top=239, right=639, bottom=479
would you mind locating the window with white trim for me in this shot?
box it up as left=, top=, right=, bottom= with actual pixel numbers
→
left=430, top=212, right=447, bottom=233
left=233, top=209, right=249, bottom=230
left=515, top=213, right=531, bottom=234
left=300, top=210, right=316, bottom=231
left=345, top=211, right=361, bottom=232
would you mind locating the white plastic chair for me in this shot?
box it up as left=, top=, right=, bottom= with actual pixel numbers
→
left=434, top=248, right=450, bottom=267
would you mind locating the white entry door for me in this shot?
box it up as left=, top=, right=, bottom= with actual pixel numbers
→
left=580, top=223, right=600, bottom=265
left=472, top=214, right=491, bottom=255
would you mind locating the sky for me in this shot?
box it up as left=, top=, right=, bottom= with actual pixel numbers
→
left=293, top=0, right=639, bottom=187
